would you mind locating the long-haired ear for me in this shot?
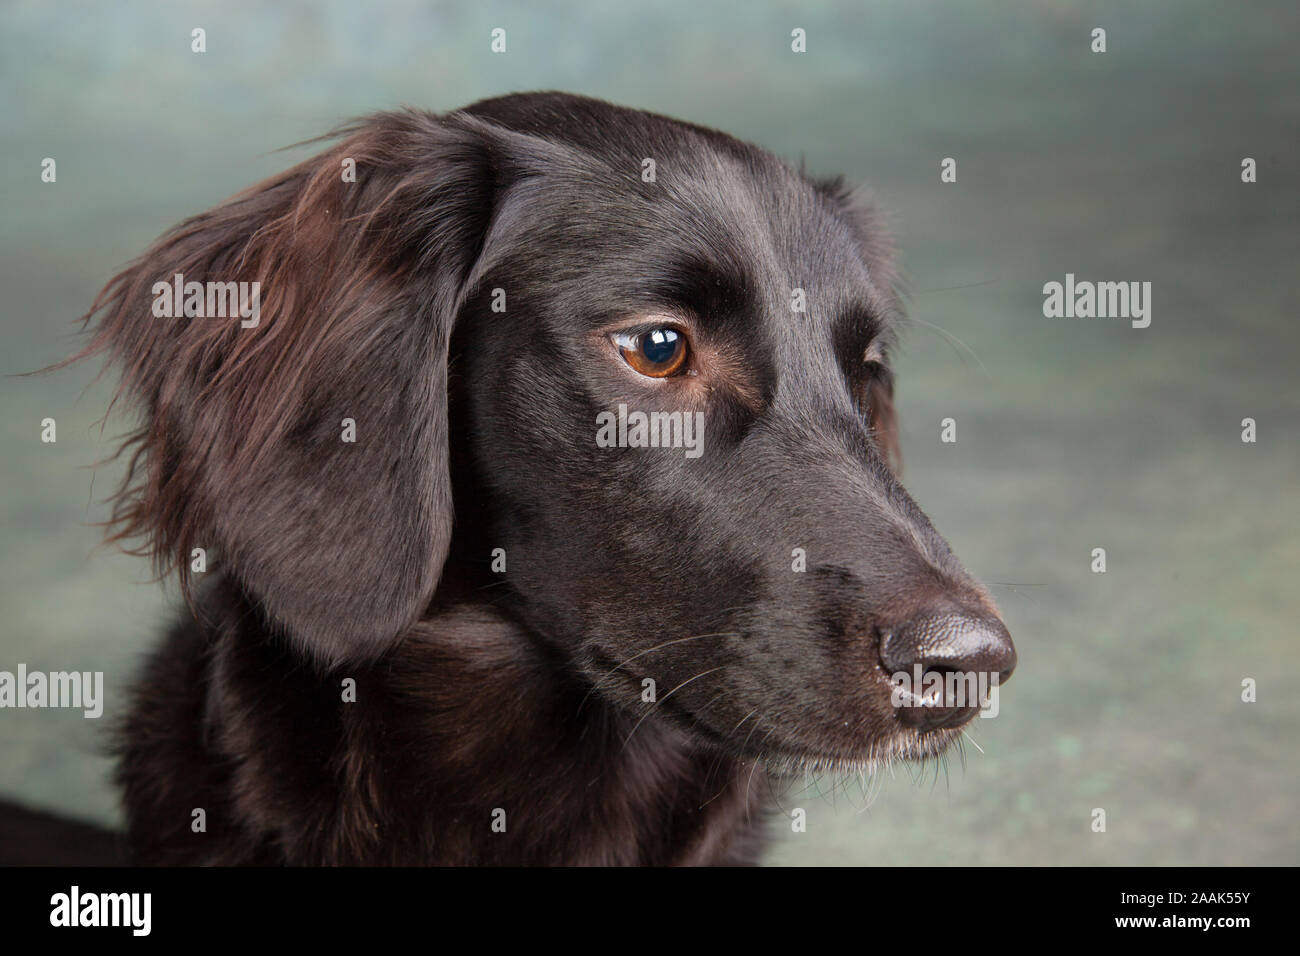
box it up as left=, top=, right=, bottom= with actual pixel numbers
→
left=76, top=110, right=517, bottom=665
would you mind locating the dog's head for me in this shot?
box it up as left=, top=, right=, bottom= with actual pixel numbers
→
left=84, top=92, right=1013, bottom=771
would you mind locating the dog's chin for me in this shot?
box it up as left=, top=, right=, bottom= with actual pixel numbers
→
left=752, top=725, right=965, bottom=778
left=667, top=700, right=969, bottom=777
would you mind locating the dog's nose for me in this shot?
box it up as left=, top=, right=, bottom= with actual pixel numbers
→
left=880, top=607, right=1016, bottom=731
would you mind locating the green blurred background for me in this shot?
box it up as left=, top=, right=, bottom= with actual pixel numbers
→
left=2, top=0, right=1296, bottom=864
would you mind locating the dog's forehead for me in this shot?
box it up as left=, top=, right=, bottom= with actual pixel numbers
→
left=531, top=150, right=878, bottom=322
left=476, top=96, right=891, bottom=353
left=666, top=148, right=853, bottom=267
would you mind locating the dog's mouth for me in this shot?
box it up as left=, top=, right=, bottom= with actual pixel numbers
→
left=584, top=633, right=1004, bottom=778
left=628, top=673, right=972, bottom=777
left=746, top=670, right=999, bottom=775
left=880, top=665, right=1002, bottom=733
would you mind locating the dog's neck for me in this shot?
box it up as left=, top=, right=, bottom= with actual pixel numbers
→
left=117, top=578, right=768, bottom=865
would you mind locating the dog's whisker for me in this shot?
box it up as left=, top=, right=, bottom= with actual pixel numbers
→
left=728, top=707, right=759, bottom=738
left=701, top=706, right=769, bottom=808
left=697, top=706, right=763, bottom=800
left=912, top=277, right=1000, bottom=295
left=619, top=666, right=727, bottom=753
left=746, top=727, right=781, bottom=822
left=577, top=631, right=740, bottom=715
left=988, top=581, right=1046, bottom=605
left=905, top=314, right=990, bottom=376
left=697, top=712, right=765, bottom=811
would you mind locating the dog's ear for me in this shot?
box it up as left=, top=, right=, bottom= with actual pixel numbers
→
left=78, top=110, right=525, bottom=665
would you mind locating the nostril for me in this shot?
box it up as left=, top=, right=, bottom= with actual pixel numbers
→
left=879, top=610, right=1016, bottom=731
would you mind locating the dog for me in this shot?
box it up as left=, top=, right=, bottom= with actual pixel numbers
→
left=74, top=92, right=1015, bottom=865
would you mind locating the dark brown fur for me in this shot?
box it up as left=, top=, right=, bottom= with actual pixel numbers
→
left=77, top=92, right=1013, bottom=865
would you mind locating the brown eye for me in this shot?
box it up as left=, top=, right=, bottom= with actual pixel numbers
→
left=615, top=327, right=689, bottom=378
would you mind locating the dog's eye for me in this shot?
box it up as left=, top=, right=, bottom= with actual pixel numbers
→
left=615, top=328, right=689, bottom=378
